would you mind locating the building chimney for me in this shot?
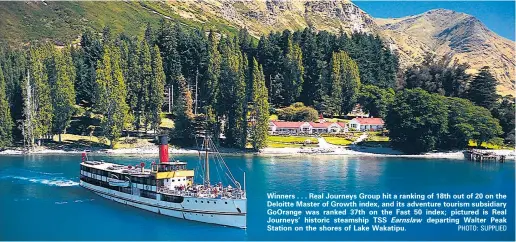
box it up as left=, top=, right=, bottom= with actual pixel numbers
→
left=158, top=135, right=169, bottom=163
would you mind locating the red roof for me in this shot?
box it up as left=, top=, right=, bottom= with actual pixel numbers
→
left=271, top=121, right=306, bottom=128
left=353, top=118, right=384, bottom=125
left=309, top=122, right=330, bottom=128
left=337, top=122, right=347, bottom=128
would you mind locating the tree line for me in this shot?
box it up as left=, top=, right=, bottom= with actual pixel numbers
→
left=0, top=21, right=398, bottom=150
left=0, top=20, right=513, bottom=153
left=376, top=54, right=514, bottom=153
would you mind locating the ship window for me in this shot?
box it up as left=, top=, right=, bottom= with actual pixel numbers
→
left=207, top=201, right=209, bottom=203
left=225, top=202, right=228, bottom=204
left=195, top=200, right=197, bottom=203
left=187, top=200, right=189, bottom=202
left=214, top=202, right=216, bottom=204
left=201, top=201, right=203, bottom=203
left=172, top=179, right=175, bottom=182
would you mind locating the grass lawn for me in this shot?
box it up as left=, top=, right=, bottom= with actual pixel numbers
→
left=52, top=134, right=104, bottom=145
left=324, top=137, right=353, bottom=146
left=114, top=137, right=154, bottom=149
left=267, top=136, right=318, bottom=144
left=325, top=118, right=349, bottom=123
left=51, top=134, right=153, bottom=149
left=266, top=135, right=318, bottom=148
left=266, top=142, right=317, bottom=148
left=367, top=133, right=389, bottom=142
left=468, top=140, right=513, bottom=150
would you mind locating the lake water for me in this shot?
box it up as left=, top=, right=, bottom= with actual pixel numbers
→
left=0, top=154, right=514, bottom=241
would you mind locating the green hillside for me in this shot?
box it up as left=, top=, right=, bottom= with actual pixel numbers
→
left=0, top=1, right=239, bottom=46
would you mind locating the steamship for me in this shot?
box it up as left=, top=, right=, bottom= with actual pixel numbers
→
left=79, top=135, right=247, bottom=228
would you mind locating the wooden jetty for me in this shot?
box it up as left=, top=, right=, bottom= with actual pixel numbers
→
left=466, top=150, right=506, bottom=163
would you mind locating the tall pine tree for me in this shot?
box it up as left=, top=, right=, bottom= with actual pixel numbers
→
left=125, top=37, right=141, bottom=131
left=95, top=45, right=131, bottom=148
left=202, top=30, right=220, bottom=112
left=467, top=66, right=498, bottom=110
left=249, top=59, right=269, bottom=150
left=77, top=29, right=103, bottom=105
left=339, top=51, right=361, bottom=115
left=325, top=52, right=344, bottom=115
left=323, top=51, right=361, bottom=116
left=156, top=20, right=182, bottom=112
left=217, top=37, right=246, bottom=148
left=282, top=32, right=304, bottom=105
left=170, top=75, right=195, bottom=146
left=147, top=45, right=166, bottom=132
left=299, top=27, right=322, bottom=106
left=29, top=47, right=53, bottom=144
left=50, top=47, right=76, bottom=142
left=138, top=40, right=153, bottom=131
left=0, top=66, right=13, bottom=147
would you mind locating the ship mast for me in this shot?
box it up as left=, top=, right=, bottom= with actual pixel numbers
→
left=204, top=135, right=210, bottom=186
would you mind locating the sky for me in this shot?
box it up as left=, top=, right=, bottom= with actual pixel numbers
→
left=353, top=1, right=516, bottom=40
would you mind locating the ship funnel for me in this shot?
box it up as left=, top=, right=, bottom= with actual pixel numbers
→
left=158, top=135, right=169, bottom=163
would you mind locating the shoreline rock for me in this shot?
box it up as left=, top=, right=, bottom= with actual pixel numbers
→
left=1, top=146, right=514, bottom=160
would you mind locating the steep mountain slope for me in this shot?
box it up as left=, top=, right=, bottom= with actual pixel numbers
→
left=377, top=9, right=515, bottom=95
left=165, top=0, right=378, bottom=36
left=0, top=2, right=513, bottom=94
left=0, top=0, right=377, bottom=46
left=0, top=1, right=239, bottom=46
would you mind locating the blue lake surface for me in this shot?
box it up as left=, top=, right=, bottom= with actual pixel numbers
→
left=0, top=154, right=514, bottom=241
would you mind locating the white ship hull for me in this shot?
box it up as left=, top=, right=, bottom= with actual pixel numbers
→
left=80, top=181, right=247, bottom=228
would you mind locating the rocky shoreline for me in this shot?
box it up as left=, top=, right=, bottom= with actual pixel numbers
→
left=1, top=145, right=514, bottom=160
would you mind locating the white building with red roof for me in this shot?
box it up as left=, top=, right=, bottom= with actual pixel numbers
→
left=348, top=117, right=384, bottom=131
left=269, top=121, right=311, bottom=134
left=269, top=121, right=349, bottom=134
left=309, top=122, right=343, bottom=134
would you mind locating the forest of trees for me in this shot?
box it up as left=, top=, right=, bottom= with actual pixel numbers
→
left=0, top=20, right=513, bottom=153
left=387, top=56, right=514, bottom=153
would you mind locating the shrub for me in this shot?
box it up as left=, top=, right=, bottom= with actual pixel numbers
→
left=277, top=102, right=318, bottom=122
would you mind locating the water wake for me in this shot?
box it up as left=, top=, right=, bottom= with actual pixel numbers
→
left=54, top=199, right=95, bottom=205
left=26, top=169, right=64, bottom=175
left=2, top=175, right=79, bottom=187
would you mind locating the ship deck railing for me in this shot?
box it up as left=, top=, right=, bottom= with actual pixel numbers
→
left=157, top=187, right=246, bottom=199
